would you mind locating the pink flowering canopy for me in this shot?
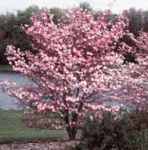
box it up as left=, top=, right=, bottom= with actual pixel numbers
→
left=1, top=8, right=148, bottom=139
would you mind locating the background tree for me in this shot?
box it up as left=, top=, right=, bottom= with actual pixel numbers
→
left=0, top=13, right=16, bottom=64
left=16, top=5, right=40, bottom=25
left=143, top=10, right=148, bottom=32
left=79, top=2, right=92, bottom=11
left=49, top=7, right=65, bottom=24
left=0, top=6, right=40, bottom=65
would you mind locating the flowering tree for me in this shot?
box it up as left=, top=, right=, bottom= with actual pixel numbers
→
left=1, top=8, right=148, bottom=139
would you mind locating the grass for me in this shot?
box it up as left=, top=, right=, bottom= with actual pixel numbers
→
left=0, top=109, right=66, bottom=144
left=0, top=65, right=12, bottom=72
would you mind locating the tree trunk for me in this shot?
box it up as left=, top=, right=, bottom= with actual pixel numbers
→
left=66, top=125, right=77, bottom=140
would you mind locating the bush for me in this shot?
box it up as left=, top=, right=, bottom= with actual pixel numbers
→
left=74, top=110, right=148, bottom=150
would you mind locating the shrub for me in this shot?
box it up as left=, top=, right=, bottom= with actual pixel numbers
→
left=74, top=110, right=148, bottom=150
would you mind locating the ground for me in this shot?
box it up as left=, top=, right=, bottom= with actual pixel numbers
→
left=0, top=109, right=80, bottom=149
left=0, top=109, right=66, bottom=144
left=0, top=141, right=78, bottom=150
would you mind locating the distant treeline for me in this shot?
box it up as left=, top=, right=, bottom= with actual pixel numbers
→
left=0, top=3, right=148, bottom=65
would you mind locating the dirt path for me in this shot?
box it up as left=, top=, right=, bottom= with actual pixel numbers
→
left=0, top=141, right=78, bottom=150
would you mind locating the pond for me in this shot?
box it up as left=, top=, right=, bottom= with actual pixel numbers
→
left=0, top=72, right=33, bottom=110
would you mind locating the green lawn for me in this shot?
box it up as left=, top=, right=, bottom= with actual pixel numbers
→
left=0, top=109, right=66, bottom=144
left=0, top=65, right=12, bottom=72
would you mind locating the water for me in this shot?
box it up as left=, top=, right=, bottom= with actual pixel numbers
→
left=0, top=72, right=128, bottom=110
left=0, top=72, right=33, bottom=110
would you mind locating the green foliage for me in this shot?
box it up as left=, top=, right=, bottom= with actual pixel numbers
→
left=127, top=8, right=143, bottom=36
left=0, top=6, right=40, bottom=65
left=143, top=11, right=148, bottom=32
left=125, top=8, right=148, bottom=35
left=49, top=7, right=65, bottom=24
left=79, top=2, right=92, bottom=11
left=16, top=5, right=39, bottom=25
left=74, top=111, right=148, bottom=150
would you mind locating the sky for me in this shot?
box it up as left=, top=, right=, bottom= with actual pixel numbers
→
left=0, top=0, right=148, bottom=14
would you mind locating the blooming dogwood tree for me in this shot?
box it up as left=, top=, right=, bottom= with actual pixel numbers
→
left=1, top=8, right=148, bottom=139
